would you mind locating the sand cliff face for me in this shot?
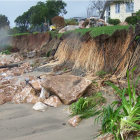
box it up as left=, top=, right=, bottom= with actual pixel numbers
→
left=0, top=27, right=138, bottom=75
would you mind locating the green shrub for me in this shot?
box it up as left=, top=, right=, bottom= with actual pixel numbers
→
left=1, top=50, right=10, bottom=54
left=108, top=18, right=120, bottom=25
left=125, top=16, right=137, bottom=25
left=65, top=19, right=78, bottom=25
left=136, top=9, right=140, bottom=21
left=96, top=71, right=107, bottom=78
left=0, top=44, right=12, bottom=52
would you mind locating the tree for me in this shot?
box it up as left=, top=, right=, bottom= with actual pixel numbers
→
left=87, top=0, right=133, bottom=19
left=0, top=14, right=10, bottom=29
left=14, top=0, right=67, bottom=32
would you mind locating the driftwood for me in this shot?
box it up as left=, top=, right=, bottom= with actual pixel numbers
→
left=0, top=63, right=19, bottom=69
left=0, top=62, right=25, bottom=69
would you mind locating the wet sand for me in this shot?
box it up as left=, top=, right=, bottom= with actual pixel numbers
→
left=0, top=102, right=100, bottom=140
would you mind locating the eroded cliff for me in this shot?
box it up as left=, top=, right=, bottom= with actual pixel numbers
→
left=0, top=27, right=139, bottom=77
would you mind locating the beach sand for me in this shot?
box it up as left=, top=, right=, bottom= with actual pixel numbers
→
left=0, top=102, right=100, bottom=140
left=0, top=54, right=115, bottom=140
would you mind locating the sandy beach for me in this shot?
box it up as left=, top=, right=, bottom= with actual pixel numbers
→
left=0, top=54, right=116, bottom=140
left=0, top=102, right=101, bottom=140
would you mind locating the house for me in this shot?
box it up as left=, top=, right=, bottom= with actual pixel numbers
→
left=105, top=0, right=140, bottom=23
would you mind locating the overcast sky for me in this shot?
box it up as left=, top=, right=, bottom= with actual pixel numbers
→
left=0, top=0, right=90, bottom=28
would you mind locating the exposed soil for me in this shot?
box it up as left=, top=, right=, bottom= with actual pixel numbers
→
left=0, top=26, right=139, bottom=78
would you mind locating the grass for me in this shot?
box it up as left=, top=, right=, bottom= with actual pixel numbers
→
left=63, top=68, right=67, bottom=72
left=95, top=66, right=140, bottom=140
left=63, top=25, right=131, bottom=38
left=0, top=25, right=133, bottom=40
left=1, top=50, right=10, bottom=54
left=96, top=70, right=107, bottom=78
left=3, top=32, right=30, bottom=37
left=69, top=92, right=106, bottom=119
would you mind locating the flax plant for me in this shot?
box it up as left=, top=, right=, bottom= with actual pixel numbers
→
left=95, top=66, right=140, bottom=140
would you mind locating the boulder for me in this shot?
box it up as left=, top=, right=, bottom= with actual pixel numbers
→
left=0, top=89, right=12, bottom=105
left=79, top=20, right=85, bottom=29
left=12, top=86, right=43, bottom=104
left=40, top=75, right=92, bottom=105
left=44, top=95, right=63, bottom=107
left=33, top=102, right=47, bottom=112
left=40, top=86, right=50, bottom=98
left=68, top=116, right=81, bottom=127
left=59, top=25, right=79, bottom=33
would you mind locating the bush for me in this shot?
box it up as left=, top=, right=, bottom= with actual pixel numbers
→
left=108, top=18, right=120, bottom=25
left=65, top=19, right=78, bottom=25
left=0, top=44, right=12, bottom=52
left=125, top=16, right=137, bottom=25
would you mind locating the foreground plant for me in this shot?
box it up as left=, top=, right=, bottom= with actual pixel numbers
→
left=69, top=92, right=106, bottom=119
left=95, top=66, right=140, bottom=140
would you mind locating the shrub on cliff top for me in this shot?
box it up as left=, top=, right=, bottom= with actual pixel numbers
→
left=125, top=16, right=137, bottom=25
left=108, top=18, right=120, bottom=25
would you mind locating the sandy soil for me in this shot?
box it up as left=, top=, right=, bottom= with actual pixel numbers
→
left=0, top=103, right=101, bottom=140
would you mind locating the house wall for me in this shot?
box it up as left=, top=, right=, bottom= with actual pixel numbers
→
left=106, top=0, right=140, bottom=23
left=135, top=0, right=140, bottom=12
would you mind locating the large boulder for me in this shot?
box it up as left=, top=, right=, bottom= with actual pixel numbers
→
left=40, top=75, right=92, bottom=105
left=59, top=25, right=79, bottom=33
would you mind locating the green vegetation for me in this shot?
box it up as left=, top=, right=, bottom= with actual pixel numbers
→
left=64, top=25, right=131, bottom=38
left=95, top=66, right=140, bottom=140
left=1, top=50, right=10, bottom=54
left=63, top=68, right=67, bottom=72
left=125, top=16, right=137, bottom=25
left=92, top=80, right=98, bottom=86
left=14, top=0, right=67, bottom=33
left=0, top=44, right=12, bottom=52
left=0, top=14, right=10, bottom=29
left=47, top=49, right=52, bottom=57
left=69, top=92, right=106, bottom=119
left=125, top=9, right=140, bottom=25
left=96, top=70, right=107, bottom=78
left=3, top=32, right=30, bottom=37
left=108, top=18, right=121, bottom=25
left=48, top=25, right=131, bottom=39
left=65, top=19, right=78, bottom=25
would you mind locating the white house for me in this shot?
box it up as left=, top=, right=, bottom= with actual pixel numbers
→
left=105, top=0, right=140, bottom=23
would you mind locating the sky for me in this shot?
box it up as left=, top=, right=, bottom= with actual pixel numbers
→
left=0, top=0, right=90, bottom=28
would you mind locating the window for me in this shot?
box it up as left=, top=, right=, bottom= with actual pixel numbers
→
left=115, top=3, right=120, bottom=14
left=126, top=2, right=134, bottom=13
